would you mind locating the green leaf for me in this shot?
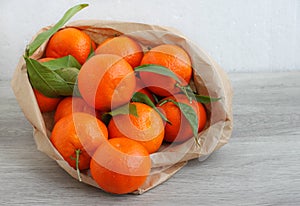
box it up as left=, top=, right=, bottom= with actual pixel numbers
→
left=134, top=64, right=181, bottom=83
left=54, top=67, right=79, bottom=86
left=131, top=92, right=155, bottom=107
left=101, top=103, right=138, bottom=125
left=194, top=95, right=221, bottom=104
left=132, top=92, right=171, bottom=124
left=25, top=57, right=79, bottom=97
left=72, top=83, right=82, bottom=97
left=160, top=99, right=198, bottom=138
left=175, top=83, right=194, bottom=103
left=40, top=55, right=81, bottom=70
left=152, top=93, right=159, bottom=104
left=25, top=4, right=89, bottom=57
left=176, top=84, right=221, bottom=104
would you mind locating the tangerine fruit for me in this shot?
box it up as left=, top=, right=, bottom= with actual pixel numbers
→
left=33, top=89, right=61, bottom=113
left=50, top=112, right=108, bottom=170
left=90, top=137, right=151, bottom=194
left=45, top=27, right=94, bottom=64
left=139, top=44, right=192, bottom=97
left=54, top=96, right=96, bottom=123
left=77, top=54, right=136, bottom=111
left=95, top=35, right=143, bottom=68
left=135, top=88, right=156, bottom=104
left=108, top=102, right=164, bottom=154
left=157, top=94, right=207, bottom=143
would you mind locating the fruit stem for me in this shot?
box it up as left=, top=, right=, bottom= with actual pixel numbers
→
left=194, top=136, right=201, bottom=147
left=75, top=149, right=82, bottom=182
left=175, top=83, right=193, bottom=103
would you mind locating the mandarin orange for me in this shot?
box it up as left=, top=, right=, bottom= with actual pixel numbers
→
left=54, top=96, right=96, bottom=123
left=90, top=137, right=151, bottom=194
left=139, top=44, right=192, bottom=97
left=108, top=102, right=164, bottom=154
left=33, top=89, right=61, bottom=113
left=50, top=112, right=108, bottom=170
left=78, top=54, right=136, bottom=111
left=45, top=27, right=94, bottom=64
left=157, top=94, right=207, bottom=142
left=95, top=36, right=143, bottom=68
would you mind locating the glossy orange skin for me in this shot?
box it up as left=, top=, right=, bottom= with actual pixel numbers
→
left=45, top=28, right=94, bottom=64
left=139, top=44, right=192, bottom=97
left=90, top=137, right=151, bottom=194
left=38, top=57, right=56, bottom=63
left=91, top=40, right=97, bottom=51
left=77, top=54, right=136, bottom=111
left=95, top=36, right=143, bottom=68
left=33, top=89, right=61, bottom=112
left=108, top=102, right=164, bottom=154
left=50, top=113, right=108, bottom=170
left=54, top=97, right=96, bottom=123
left=157, top=94, right=207, bottom=143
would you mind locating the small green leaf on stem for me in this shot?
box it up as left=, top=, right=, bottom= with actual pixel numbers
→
left=176, top=84, right=221, bottom=104
left=40, top=55, right=81, bottom=70
left=132, top=92, right=171, bottom=124
left=101, top=103, right=138, bottom=125
left=25, top=4, right=89, bottom=57
left=54, top=67, right=79, bottom=86
left=134, top=64, right=181, bottom=83
left=160, top=98, right=200, bottom=146
left=25, top=56, right=79, bottom=97
left=194, top=95, right=221, bottom=104
left=175, top=83, right=194, bottom=103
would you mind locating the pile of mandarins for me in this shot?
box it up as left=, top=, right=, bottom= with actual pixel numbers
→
left=30, top=26, right=208, bottom=195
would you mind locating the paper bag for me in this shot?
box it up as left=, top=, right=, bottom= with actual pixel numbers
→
left=11, top=20, right=233, bottom=194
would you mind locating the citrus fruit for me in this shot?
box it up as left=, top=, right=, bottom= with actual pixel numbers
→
left=135, top=88, right=156, bottom=104
left=108, top=102, right=164, bottom=154
left=77, top=54, right=136, bottom=111
left=134, top=77, right=156, bottom=103
left=157, top=94, right=207, bottom=143
left=139, top=44, right=192, bottom=97
left=95, top=35, right=143, bottom=68
left=91, top=40, right=97, bottom=51
left=33, top=57, right=61, bottom=112
left=90, top=137, right=151, bottom=194
left=33, top=89, right=61, bottom=113
left=45, top=27, right=94, bottom=64
left=54, top=96, right=96, bottom=123
left=50, top=112, right=108, bottom=170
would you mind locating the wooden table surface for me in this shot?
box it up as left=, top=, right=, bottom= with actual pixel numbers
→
left=1, top=72, right=299, bottom=205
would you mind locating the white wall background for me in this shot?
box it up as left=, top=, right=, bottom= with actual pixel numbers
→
left=1, top=0, right=299, bottom=80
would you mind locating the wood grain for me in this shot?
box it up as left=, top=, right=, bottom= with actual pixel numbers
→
left=1, top=72, right=299, bottom=205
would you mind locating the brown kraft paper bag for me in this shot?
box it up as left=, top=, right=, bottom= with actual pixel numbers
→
left=11, top=20, right=233, bottom=194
